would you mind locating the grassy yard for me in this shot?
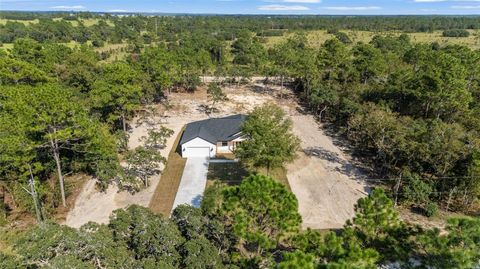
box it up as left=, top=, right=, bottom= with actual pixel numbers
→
left=148, top=127, right=187, bottom=217
left=207, top=162, right=290, bottom=190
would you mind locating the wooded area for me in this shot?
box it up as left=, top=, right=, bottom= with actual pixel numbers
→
left=0, top=12, right=479, bottom=268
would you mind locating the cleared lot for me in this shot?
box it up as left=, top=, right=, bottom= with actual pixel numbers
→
left=66, top=82, right=370, bottom=230
left=286, top=114, right=369, bottom=230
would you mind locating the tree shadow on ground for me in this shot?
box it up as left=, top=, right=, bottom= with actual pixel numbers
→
left=303, top=147, right=371, bottom=192
left=207, top=162, right=249, bottom=186
left=191, top=194, right=203, bottom=207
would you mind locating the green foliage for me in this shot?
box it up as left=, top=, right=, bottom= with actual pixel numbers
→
left=0, top=57, right=49, bottom=85
left=207, top=82, right=227, bottom=111
left=109, top=205, right=185, bottom=267
left=90, top=61, right=143, bottom=131
left=0, top=253, right=21, bottom=269
left=333, top=31, right=352, bottom=44
left=349, top=189, right=412, bottom=261
left=124, top=146, right=166, bottom=189
left=139, top=126, right=174, bottom=149
left=220, top=174, right=301, bottom=260
left=181, top=237, right=224, bottom=269
left=236, top=103, right=300, bottom=172
left=442, top=29, right=470, bottom=37
left=402, top=173, right=433, bottom=206
left=418, top=217, right=480, bottom=268
left=278, top=251, right=315, bottom=269
left=425, top=202, right=438, bottom=217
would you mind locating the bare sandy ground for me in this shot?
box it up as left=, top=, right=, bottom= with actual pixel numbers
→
left=286, top=114, right=369, bottom=229
left=64, top=86, right=271, bottom=228
left=228, top=84, right=370, bottom=229
left=66, top=81, right=369, bottom=230
left=65, top=115, right=200, bottom=228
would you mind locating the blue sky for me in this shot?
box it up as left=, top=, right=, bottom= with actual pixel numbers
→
left=1, top=0, right=480, bottom=14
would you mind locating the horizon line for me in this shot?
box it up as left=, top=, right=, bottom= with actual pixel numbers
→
left=1, top=10, right=480, bottom=16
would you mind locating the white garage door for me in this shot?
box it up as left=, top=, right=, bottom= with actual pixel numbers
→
left=185, top=147, right=211, bottom=158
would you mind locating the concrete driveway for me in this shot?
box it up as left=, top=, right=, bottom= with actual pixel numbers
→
left=171, top=157, right=210, bottom=212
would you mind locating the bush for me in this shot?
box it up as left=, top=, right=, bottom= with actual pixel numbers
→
left=327, top=28, right=339, bottom=34
left=91, top=39, right=104, bottom=47
left=442, top=29, right=470, bottom=37
left=256, top=30, right=285, bottom=37
left=334, top=31, right=352, bottom=44
left=0, top=200, right=7, bottom=226
left=402, top=174, right=433, bottom=207
left=424, top=202, right=438, bottom=217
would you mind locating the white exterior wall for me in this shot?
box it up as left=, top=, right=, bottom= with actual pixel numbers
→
left=181, top=137, right=216, bottom=158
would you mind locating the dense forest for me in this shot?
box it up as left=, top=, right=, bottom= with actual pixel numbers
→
left=0, top=12, right=479, bottom=268
left=2, top=176, right=480, bottom=268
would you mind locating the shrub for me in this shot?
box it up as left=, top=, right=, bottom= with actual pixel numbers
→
left=334, top=31, right=352, bottom=44
left=0, top=200, right=7, bottom=226
left=402, top=174, right=433, bottom=207
left=425, top=202, right=438, bottom=217
left=442, top=29, right=470, bottom=37
left=91, top=39, right=104, bottom=47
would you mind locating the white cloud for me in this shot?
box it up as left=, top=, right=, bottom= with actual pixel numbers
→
left=108, top=9, right=127, bottom=12
left=282, top=0, right=321, bottom=3
left=258, top=4, right=310, bottom=10
left=324, top=6, right=382, bottom=11
left=50, top=5, right=86, bottom=10
left=451, top=4, right=480, bottom=8
left=413, top=0, right=447, bottom=2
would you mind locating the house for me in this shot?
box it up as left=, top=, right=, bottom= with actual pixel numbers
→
left=179, top=114, right=247, bottom=158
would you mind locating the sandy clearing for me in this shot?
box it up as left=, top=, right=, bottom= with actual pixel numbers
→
left=286, top=114, right=369, bottom=230
left=64, top=87, right=271, bottom=228
left=65, top=115, right=191, bottom=228
left=66, top=82, right=369, bottom=230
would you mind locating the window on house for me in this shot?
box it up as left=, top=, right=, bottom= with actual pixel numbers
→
left=221, top=141, right=228, bottom=147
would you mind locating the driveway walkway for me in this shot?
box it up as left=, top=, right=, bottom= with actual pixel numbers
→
left=171, top=157, right=210, bottom=213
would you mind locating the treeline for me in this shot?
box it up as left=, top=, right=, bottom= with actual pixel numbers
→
left=2, top=175, right=479, bottom=268
left=443, top=29, right=470, bottom=37
left=2, top=12, right=480, bottom=45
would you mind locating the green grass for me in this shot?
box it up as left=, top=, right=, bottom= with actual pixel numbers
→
left=207, top=162, right=250, bottom=186
left=0, top=229, right=20, bottom=256
left=207, top=162, right=290, bottom=190
left=257, top=166, right=290, bottom=191
left=148, top=127, right=187, bottom=217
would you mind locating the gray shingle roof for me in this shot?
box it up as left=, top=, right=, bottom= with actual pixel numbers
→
left=180, top=114, right=247, bottom=145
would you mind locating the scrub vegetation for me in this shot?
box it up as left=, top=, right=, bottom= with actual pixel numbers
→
left=0, top=11, right=479, bottom=268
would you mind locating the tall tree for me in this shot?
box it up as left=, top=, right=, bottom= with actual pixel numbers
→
left=2, top=84, right=95, bottom=207
left=236, top=103, right=300, bottom=173
left=220, top=174, right=302, bottom=263
left=207, top=82, right=227, bottom=113
left=90, top=62, right=143, bottom=132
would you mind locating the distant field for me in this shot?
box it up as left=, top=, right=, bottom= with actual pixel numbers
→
left=0, top=40, right=128, bottom=60
left=0, top=18, right=112, bottom=27
left=265, top=29, right=480, bottom=49
left=0, top=18, right=38, bottom=25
